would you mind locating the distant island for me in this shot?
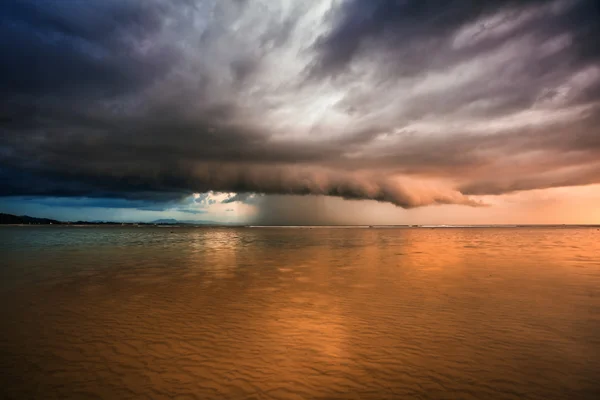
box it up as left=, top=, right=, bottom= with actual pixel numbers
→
left=0, top=213, right=225, bottom=226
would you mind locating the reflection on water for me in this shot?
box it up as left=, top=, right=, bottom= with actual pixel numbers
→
left=1, top=227, right=599, bottom=399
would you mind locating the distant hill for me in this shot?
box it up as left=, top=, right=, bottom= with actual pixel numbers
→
left=0, top=213, right=62, bottom=225
left=0, top=212, right=224, bottom=226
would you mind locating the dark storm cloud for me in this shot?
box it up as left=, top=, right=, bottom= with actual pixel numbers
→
left=1, top=0, right=600, bottom=213
left=312, top=0, right=599, bottom=78
left=312, top=0, right=534, bottom=76
left=0, top=0, right=176, bottom=97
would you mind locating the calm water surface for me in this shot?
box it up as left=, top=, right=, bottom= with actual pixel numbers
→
left=1, top=227, right=599, bottom=399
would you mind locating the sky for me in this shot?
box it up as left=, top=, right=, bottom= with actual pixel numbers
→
left=1, top=0, right=599, bottom=224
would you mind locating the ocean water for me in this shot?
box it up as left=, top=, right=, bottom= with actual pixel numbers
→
left=0, top=226, right=599, bottom=400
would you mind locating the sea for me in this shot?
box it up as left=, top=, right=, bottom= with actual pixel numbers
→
left=1, top=226, right=599, bottom=399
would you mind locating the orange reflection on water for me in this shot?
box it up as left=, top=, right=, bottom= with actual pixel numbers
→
left=0, top=227, right=599, bottom=399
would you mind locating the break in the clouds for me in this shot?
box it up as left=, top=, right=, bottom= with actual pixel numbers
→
left=1, top=0, right=599, bottom=218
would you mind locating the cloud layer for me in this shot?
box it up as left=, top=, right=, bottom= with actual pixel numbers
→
left=1, top=0, right=599, bottom=210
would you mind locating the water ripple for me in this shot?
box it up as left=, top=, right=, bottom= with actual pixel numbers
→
left=0, top=227, right=599, bottom=399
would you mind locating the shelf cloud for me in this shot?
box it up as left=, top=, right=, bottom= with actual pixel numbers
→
left=1, top=0, right=599, bottom=213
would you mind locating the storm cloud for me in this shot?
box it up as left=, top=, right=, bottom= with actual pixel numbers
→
left=1, top=0, right=599, bottom=212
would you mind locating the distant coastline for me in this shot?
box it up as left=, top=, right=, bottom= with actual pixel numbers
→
left=2, top=213, right=599, bottom=229
left=0, top=213, right=225, bottom=227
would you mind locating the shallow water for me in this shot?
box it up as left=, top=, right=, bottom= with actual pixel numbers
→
left=1, top=226, right=599, bottom=399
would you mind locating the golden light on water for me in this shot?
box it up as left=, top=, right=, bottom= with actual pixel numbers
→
left=1, top=227, right=599, bottom=399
